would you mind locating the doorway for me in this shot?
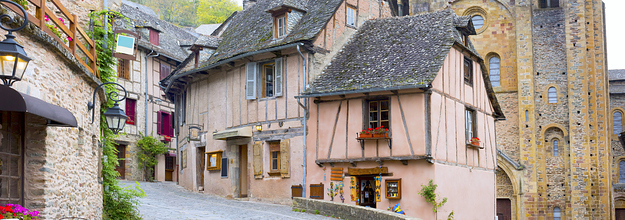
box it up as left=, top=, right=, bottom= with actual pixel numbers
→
left=359, top=176, right=376, bottom=208
left=239, top=145, right=248, bottom=197
left=165, top=156, right=174, bottom=181
left=496, top=198, right=511, bottom=220
left=197, top=147, right=205, bottom=190
left=617, top=209, right=625, bottom=220
left=115, top=145, right=126, bottom=179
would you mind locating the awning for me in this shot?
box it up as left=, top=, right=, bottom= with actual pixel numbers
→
left=212, top=126, right=252, bottom=140
left=0, top=85, right=77, bottom=127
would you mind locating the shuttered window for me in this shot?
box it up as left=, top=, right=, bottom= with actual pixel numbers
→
left=614, top=111, right=623, bottom=134
left=160, top=63, right=171, bottom=80
left=125, top=99, right=136, bottom=125
left=157, top=111, right=173, bottom=136
left=149, top=28, right=159, bottom=46
left=548, top=87, right=557, bottom=103
left=117, top=59, right=130, bottom=80
left=246, top=58, right=283, bottom=99
left=270, top=142, right=280, bottom=172
left=489, top=56, right=500, bottom=87
left=246, top=62, right=257, bottom=99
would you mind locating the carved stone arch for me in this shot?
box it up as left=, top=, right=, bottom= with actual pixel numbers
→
left=452, top=0, right=513, bottom=17
left=615, top=197, right=625, bottom=209
left=611, top=107, right=625, bottom=136
left=540, top=123, right=568, bottom=137
left=496, top=155, right=521, bottom=197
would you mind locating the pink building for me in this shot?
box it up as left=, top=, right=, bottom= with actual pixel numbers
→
left=298, top=10, right=505, bottom=218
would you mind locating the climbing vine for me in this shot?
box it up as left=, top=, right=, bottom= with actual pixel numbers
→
left=137, top=134, right=168, bottom=181
left=89, top=10, right=145, bottom=220
left=419, top=179, right=453, bottom=220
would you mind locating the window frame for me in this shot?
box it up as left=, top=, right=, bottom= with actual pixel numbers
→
left=221, top=156, right=228, bottom=178
left=160, top=62, right=171, bottom=80
left=614, top=110, right=624, bottom=135
left=125, top=98, right=136, bottom=125
left=539, top=0, right=559, bottom=8
left=548, top=87, right=557, bottom=104
left=117, top=58, right=130, bottom=80
left=365, top=98, right=390, bottom=130
left=552, top=139, right=559, bottom=156
left=488, top=56, right=500, bottom=87
left=246, top=58, right=283, bottom=100
left=465, top=108, right=477, bottom=142
left=269, top=142, right=281, bottom=172
left=274, top=14, right=287, bottom=38
left=471, top=15, right=485, bottom=30
left=464, top=57, right=473, bottom=86
left=619, top=159, right=625, bottom=183
left=553, top=207, right=561, bottom=220
left=346, top=5, right=356, bottom=27
left=157, top=111, right=173, bottom=137
left=206, top=150, right=223, bottom=171
left=261, top=62, right=275, bottom=98
left=149, top=28, right=159, bottom=46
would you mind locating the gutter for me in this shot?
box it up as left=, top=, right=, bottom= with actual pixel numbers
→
left=295, top=84, right=432, bottom=98
left=295, top=43, right=308, bottom=197
left=164, top=43, right=306, bottom=94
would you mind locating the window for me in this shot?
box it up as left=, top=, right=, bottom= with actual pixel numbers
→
left=245, top=58, right=283, bottom=99
left=125, top=99, right=136, bottom=125
left=165, top=156, right=174, bottom=170
left=553, top=207, right=561, bottom=220
left=464, top=57, right=473, bottom=85
left=553, top=139, right=559, bottom=156
left=465, top=108, right=477, bottom=141
left=367, top=99, right=389, bottom=129
left=548, top=87, right=557, bottom=103
left=489, top=56, right=500, bottom=87
left=149, top=28, right=159, bottom=46
left=117, top=59, right=130, bottom=80
left=269, top=142, right=280, bottom=172
left=221, top=156, right=228, bottom=177
left=346, top=5, right=356, bottom=27
left=275, top=15, right=286, bottom=38
left=160, top=63, right=171, bottom=80
left=620, top=160, right=625, bottom=183
left=614, top=111, right=623, bottom=134
left=157, top=111, right=173, bottom=137
left=179, top=91, right=186, bottom=125
left=539, top=0, right=559, bottom=8
left=525, top=110, right=529, bottom=122
left=206, top=151, right=222, bottom=171
left=471, top=15, right=484, bottom=30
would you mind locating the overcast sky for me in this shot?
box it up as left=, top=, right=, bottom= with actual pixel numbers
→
left=233, top=0, right=623, bottom=69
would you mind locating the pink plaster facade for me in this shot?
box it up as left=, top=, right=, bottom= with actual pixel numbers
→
left=306, top=46, right=497, bottom=219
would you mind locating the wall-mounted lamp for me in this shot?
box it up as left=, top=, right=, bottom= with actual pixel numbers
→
left=255, top=124, right=262, bottom=132
left=88, top=82, right=128, bottom=134
left=0, top=0, right=31, bottom=87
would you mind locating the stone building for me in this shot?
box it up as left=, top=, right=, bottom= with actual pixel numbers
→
left=610, top=69, right=625, bottom=218
left=0, top=0, right=108, bottom=219
left=161, top=0, right=392, bottom=204
left=112, top=0, right=198, bottom=182
left=388, top=0, right=612, bottom=219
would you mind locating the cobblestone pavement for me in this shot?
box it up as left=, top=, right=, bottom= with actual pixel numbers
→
left=120, top=181, right=333, bottom=220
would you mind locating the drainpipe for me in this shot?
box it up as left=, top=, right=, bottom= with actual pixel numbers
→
left=296, top=44, right=308, bottom=197
left=145, top=50, right=159, bottom=135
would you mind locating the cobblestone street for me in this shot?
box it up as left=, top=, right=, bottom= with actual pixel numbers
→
left=120, top=181, right=333, bottom=219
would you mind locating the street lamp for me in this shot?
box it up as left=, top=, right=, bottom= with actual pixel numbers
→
left=88, top=82, right=128, bottom=134
left=0, top=0, right=31, bottom=86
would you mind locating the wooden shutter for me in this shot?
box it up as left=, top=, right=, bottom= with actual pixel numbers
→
left=161, top=63, right=170, bottom=80
left=163, top=113, right=170, bottom=136
left=274, top=58, right=283, bottom=97
left=246, top=62, right=257, bottom=99
left=253, top=141, right=263, bottom=179
left=310, top=182, right=324, bottom=199
left=149, top=28, right=159, bottom=46
left=280, top=139, right=290, bottom=178
left=157, top=112, right=162, bottom=135
left=169, top=112, right=174, bottom=136
left=125, top=99, right=136, bottom=125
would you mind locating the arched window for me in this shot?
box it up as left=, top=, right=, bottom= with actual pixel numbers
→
left=614, top=111, right=623, bottom=134
left=553, top=140, right=559, bottom=156
left=489, top=56, right=500, bottom=87
left=548, top=87, right=557, bottom=103
left=525, top=110, right=529, bottom=122
left=540, top=0, right=559, bottom=8
left=471, top=15, right=484, bottom=30
left=620, top=160, right=625, bottom=183
left=553, top=207, right=561, bottom=220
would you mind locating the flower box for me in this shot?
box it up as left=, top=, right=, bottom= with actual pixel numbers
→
left=372, top=133, right=389, bottom=138
left=359, top=134, right=373, bottom=138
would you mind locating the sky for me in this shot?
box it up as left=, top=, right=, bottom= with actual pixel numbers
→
left=232, top=0, right=623, bottom=69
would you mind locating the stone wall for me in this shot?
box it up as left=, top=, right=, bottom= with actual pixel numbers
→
left=292, top=197, right=421, bottom=220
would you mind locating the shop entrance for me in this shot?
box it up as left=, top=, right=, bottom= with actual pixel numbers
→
left=239, top=145, right=248, bottom=197
left=358, top=176, right=376, bottom=208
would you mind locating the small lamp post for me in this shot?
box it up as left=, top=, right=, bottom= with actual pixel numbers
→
left=88, top=82, right=128, bottom=134
left=0, top=0, right=32, bottom=86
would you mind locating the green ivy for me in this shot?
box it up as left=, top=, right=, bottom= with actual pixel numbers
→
left=137, top=134, right=168, bottom=181
left=88, top=10, right=145, bottom=220
left=418, top=180, right=448, bottom=214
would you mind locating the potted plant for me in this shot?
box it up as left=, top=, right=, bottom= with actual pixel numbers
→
left=0, top=204, right=40, bottom=219
left=470, top=137, right=480, bottom=146
left=359, top=129, right=373, bottom=138
left=372, top=126, right=389, bottom=138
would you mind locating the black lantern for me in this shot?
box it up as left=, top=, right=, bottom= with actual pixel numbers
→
left=0, top=0, right=32, bottom=86
left=88, top=82, right=128, bottom=134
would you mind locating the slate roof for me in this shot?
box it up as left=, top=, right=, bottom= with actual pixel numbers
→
left=196, top=24, right=222, bottom=35
left=170, top=0, right=342, bottom=76
left=192, top=35, right=221, bottom=49
left=304, top=9, right=478, bottom=95
left=118, top=1, right=197, bottom=61
left=266, top=0, right=308, bottom=12
left=301, top=9, right=503, bottom=118
left=609, top=69, right=625, bottom=81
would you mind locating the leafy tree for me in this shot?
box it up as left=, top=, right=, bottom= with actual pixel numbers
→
left=137, top=135, right=169, bottom=181
left=127, top=0, right=199, bottom=27
left=197, top=0, right=241, bottom=24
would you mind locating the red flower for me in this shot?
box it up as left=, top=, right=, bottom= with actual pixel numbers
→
left=386, top=129, right=389, bottom=131
left=380, top=126, right=384, bottom=128
left=366, top=131, right=369, bottom=134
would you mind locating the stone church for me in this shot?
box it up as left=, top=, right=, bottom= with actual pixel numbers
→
left=390, top=0, right=613, bottom=219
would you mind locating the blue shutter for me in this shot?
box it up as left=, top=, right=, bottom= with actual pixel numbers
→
left=246, top=62, right=257, bottom=99
left=274, top=58, right=283, bottom=97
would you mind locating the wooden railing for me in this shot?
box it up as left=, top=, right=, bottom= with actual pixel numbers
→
left=2, top=0, right=98, bottom=77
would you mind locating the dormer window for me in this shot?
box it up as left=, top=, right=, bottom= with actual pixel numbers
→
left=346, top=5, right=356, bottom=27
left=149, top=28, right=159, bottom=46
left=276, top=15, right=286, bottom=38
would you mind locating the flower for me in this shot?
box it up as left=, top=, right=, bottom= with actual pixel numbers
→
left=44, top=15, right=49, bottom=22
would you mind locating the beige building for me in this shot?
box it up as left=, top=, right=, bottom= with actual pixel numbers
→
left=389, top=0, right=612, bottom=219
left=113, top=0, right=198, bottom=182
left=161, top=0, right=391, bottom=204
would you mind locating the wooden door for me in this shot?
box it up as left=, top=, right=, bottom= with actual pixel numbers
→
left=616, top=209, right=625, bottom=220
left=115, top=145, right=125, bottom=179
left=197, top=147, right=205, bottom=188
left=240, top=145, right=248, bottom=197
left=496, top=198, right=512, bottom=220
left=165, top=156, right=174, bottom=181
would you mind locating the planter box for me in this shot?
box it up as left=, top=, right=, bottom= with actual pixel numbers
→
left=359, top=134, right=373, bottom=138
left=372, top=133, right=389, bottom=138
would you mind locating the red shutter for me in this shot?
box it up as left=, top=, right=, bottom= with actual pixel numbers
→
left=125, top=99, right=136, bottom=125
left=160, top=63, right=170, bottom=80
left=169, top=113, right=174, bottom=136
left=163, top=113, right=171, bottom=136
left=157, top=111, right=162, bottom=135
left=149, top=29, right=159, bottom=46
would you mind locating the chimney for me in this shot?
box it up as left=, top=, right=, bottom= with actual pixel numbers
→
left=243, top=0, right=257, bottom=10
